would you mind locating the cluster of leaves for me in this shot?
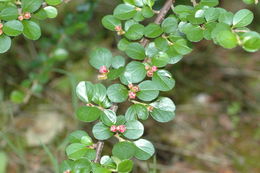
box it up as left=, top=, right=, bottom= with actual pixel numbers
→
left=61, top=0, right=259, bottom=172
left=0, top=0, right=62, bottom=53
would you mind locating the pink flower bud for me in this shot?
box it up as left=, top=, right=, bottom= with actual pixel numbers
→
left=117, top=125, right=126, bottom=133
left=18, top=15, right=24, bottom=21
left=110, top=125, right=117, bottom=132
left=114, top=25, right=122, bottom=32
left=128, top=83, right=134, bottom=89
left=147, top=106, right=154, bottom=112
left=99, top=66, right=109, bottom=74
left=146, top=70, right=154, bottom=77
left=23, top=12, right=31, bottom=19
left=63, top=170, right=71, bottom=173
left=145, top=65, right=150, bottom=70
left=131, top=86, right=140, bottom=93
left=151, top=66, right=157, bottom=72
left=128, top=92, right=136, bottom=99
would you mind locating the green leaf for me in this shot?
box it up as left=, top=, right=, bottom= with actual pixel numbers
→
left=204, top=7, right=220, bottom=22
left=68, top=130, right=88, bottom=143
left=92, top=166, right=111, bottom=173
left=76, top=106, right=104, bottom=122
left=101, top=109, right=117, bottom=126
left=107, top=67, right=125, bottom=80
left=60, top=160, right=73, bottom=173
left=76, top=81, right=94, bottom=103
left=0, top=7, right=18, bottom=21
left=124, top=19, right=138, bottom=31
left=218, top=11, right=234, bottom=25
left=152, top=70, right=175, bottom=91
left=216, top=30, right=237, bottom=49
left=21, top=0, right=43, bottom=13
left=80, top=136, right=93, bottom=146
left=10, top=90, right=25, bottom=104
left=117, top=159, right=134, bottom=172
left=183, top=23, right=203, bottom=42
left=200, top=0, right=219, bottom=7
left=161, top=16, right=178, bottom=34
left=65, top=143, right=89, bottom=160
left=107, top=84, right=128, bottom=103
left=150, top=97, right=176, bottom=122
left=233, top=9, right=254, bottom=28
left=144, top=23, right=163, bottom=38
left=89, top=48, right=113, bottom=69
left=73, top=158, right=92, bottom=172
left=0, top=35, right=11, bottom=54
left=145, top=42, right=159, bottom=57
left=92, top=122, right=113, bottom=140
left=44, top=6, right=58, bottom=18
left=134, top=139, right=155, bottom=160
left=91, top=84, right=107, bottom=105
left=137, top=80, right=159, bottom=101
left=125, top=24, right=144, bottom=40
left=116, top=116, right=126, bottom=126
left=125, top=104, right=149, bottom=121
left=112, top=56, right=125, bottom=69
left=102, top=15, right=121, bottom=31
left=123, top=120, right=144, bottom=140
left=100, top=156, right=116, bottom=169
left=112, top=141, right=136, bottom=160
left=241, top=31, right=260, bottom=52
left=172, top=39, right=192, bottom=55
left=173, top=5, right=193, bottom=20
left=141, top=6, right=154, bottom=18
left=154, top=37, right=170, bottom=51
left=22, top=21, right=41, bottom=40
left=123, top=61, right=146, bottom=83
left=118, top=38, right=130, bottom=51
left=125, top=42, right=146, bottom=60
left=45, top=0, right=62, bottom=6
left=133, top=11, right=145, bottom=22
left=113, top=4, right=137, bottom=20
left=203, top=22, right=217, bottom=40
left=151, top=51, right=170, bottom=67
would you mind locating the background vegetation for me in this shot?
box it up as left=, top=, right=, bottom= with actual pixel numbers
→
left=0, top=0, right=260, bottom=172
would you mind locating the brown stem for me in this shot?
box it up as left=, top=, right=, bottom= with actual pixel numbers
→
left=140, top=0, right=174, bottom=47
left=93, top=0, right=175, bottom=164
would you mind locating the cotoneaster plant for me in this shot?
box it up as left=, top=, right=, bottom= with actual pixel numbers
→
left=1, top=0, right=260, bottom=173
left=60, top=0, right=260, bottom=172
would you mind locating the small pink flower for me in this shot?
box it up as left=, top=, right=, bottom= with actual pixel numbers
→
left=128, top=92, right=136, bottom=99
left=18, top=15, right=24, bottom=21
left=99, top=66, right=109, bottom=74
left=110, top=125, right=117, bottom=132
left=128, top=83, right=134, bottom=89
left=23, top=12, right=31, bottom=19
left=114, top=25, right=122, bottom=32
left=151, top=66, right=157, bottom=72
left=131, top=86, right=140, bottom=93
left=117, top=125, right=126, bottom=133
left=146, top=70, right=154, bottom=77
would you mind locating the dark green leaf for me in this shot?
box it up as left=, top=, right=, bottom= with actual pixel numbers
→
left=22, top=21, right=41, bottom=40
left=102, top=15, right=121, bottom=31
left=21, top=0, right=43, bottom=13
left=92, top=122, right=113, bottom=140
left=89, top=48, right=113, bottom=69
left=107, top=84, right=128, bottom=103
left=125, top=43, right=146, bottom=60
left=0, top=35, right=11, bottom=54
left=144, top=23, right=163, bottom=38
left=125, top=104, right=149, bottom=121
left=233, top=9, right=254, bottom=28
left=112, top=141, right=136, bottom=160
left=117, top=159, right=134, bottom=172
left=152, top=70, right=175, bottom=91
left=113, top=4, right=137, bottom=20
left=134, top=139, right=155, bottom=160
left=123, top=120, right=144, bottom=140
left=76, top=106, right=104, bottom=122
left=125, top=24, right=144, bottom=40
left=123, top=61, right=146, bottom=83
left=137, top=80, right=159, bottom=101
left=76, top=81, right=94, bottom=103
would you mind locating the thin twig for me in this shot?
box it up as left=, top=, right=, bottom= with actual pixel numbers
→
left=191, top=0, right=197, bottom=6
left=140, top=0, right=174, bottom=47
